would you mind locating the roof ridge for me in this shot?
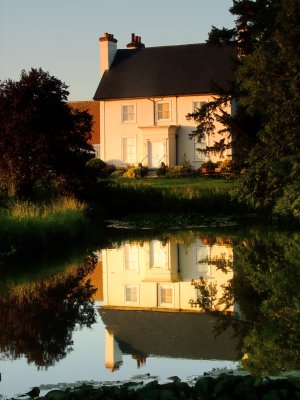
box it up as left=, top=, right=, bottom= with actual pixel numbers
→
left=117, top=42, right=211, bottom=52
left=145, top=42, right=207, bottom=49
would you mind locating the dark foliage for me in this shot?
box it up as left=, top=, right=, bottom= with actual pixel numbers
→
left=189, top=0, right=300, bottom=219
left=0, top=257, right=97, bottom=368
left=0, top=68, right=94, bottom=198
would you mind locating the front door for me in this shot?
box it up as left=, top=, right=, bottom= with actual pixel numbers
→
left=148, top=141, right=165, bottom=168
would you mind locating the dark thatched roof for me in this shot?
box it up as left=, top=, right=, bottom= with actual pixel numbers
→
left=94, top=44, right=236, bottom=100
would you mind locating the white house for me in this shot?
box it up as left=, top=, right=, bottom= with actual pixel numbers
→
left=94, top=33, right=236, bottom=169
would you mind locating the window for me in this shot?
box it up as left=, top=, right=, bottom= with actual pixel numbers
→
left=122, top=137, right=136, bottom=163
left=124, top=244, right=139, bottom=271
left=193, top=135, right=207, bottom=162
left=125, top=284, right=139, bottom=303
left=159, top=285, right=174, bottom=306
left=193, top=101, right=206, bottom=113
left=93, top=145, right=100, bottom=158
left=122, top=104, right=136, bottom=123
left=157, top=102, right=171, bottom=120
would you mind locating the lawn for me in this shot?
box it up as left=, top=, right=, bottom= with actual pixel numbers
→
left=113, top=177, right=233, bottom=192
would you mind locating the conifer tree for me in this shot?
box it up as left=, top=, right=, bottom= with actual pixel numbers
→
left=189, top=0, right=300, bottom=217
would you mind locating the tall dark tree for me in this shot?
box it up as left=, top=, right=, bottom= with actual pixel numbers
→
left=233, top=0, right=300, bottom=213
left=189, top=0, right=300, bottom=218
left=206, top=26, right=236, bottom=45
left=0, top=68, right=94, bottom=197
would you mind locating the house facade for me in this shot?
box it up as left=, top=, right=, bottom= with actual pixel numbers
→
left=94, top=33, right=235, bottom=168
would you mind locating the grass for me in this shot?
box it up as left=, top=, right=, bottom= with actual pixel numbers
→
left=0, top=177, right=248, bottom=265
left=95, top=177, right=246, bottom=217
left=7, top=196, right=85, bottom=219
left=0, top=197, right=91, bottom=265
left=113, top=177, right=233, bottom=191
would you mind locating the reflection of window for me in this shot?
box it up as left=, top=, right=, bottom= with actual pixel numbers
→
left=159, top=285, right=174, bottom=306
left=150, top=240, right=168, bottom=268
left=122, top=104, right=136, bottom=123
left=124, top=244, right=139, bottom=271
left=196, top=246, right=210, bottom=277
left=125, top=284, right=139, bottom=303
left=122, top=137, right=136, bottom=163
left=157, top=102, right=171, bottom=120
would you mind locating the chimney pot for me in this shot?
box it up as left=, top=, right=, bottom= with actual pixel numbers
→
left=126, top=33, right=145, bottom=49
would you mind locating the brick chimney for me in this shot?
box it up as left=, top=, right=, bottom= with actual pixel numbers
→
left=99, top=33, right=118, bottom=79
left=126, top=33, right=145, bottom=49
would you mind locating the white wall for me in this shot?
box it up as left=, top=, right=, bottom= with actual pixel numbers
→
left=100, top=95, right=232, bottom=168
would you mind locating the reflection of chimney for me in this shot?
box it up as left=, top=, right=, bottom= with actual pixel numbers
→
left=105, top=330, right=123, bottom=372
left=126, top=33, right=145, bottom=49
left=99, top=32, right=118, bottom=79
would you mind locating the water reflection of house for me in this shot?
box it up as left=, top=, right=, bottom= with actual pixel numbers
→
left=101, top=238, right=233, bottom=311
left=96, top=237, right=237, bottom=371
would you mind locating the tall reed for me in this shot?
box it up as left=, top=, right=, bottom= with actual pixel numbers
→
left=97, top=180, right=246, bottom=216
left=0, top=197, right=89, bottom=264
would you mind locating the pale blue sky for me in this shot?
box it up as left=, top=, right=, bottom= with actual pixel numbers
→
left=0, top=0, right=235, bottom=100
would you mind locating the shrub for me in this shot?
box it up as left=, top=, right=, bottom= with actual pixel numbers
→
left=157, top=162, right=168, bottom=177
left=85, top=158, right=107, bottom=179
left=165, top=155, right=193, bottom=178
left=220, top=159, right=233, bottom=172
left=123, top=164, right=148, bottom=179
left=98, top=164, right=116, bottom=178
left=273, top=180, right=300, bottom=221
left=166, top=165, right=188, bottom=178
left=32, top=179, right=59, bottom=201
left=201, top=160, right=217, bottom=171
left=137, top=163, right=148, bottom=177
left=109, top=170, right=125, bottom=179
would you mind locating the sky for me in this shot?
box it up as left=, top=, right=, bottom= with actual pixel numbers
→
left=0, top=0, right=235, bottom=101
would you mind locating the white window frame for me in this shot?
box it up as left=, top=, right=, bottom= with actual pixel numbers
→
left=192, top=100, right=207, bottom=113
left=156, top=101, right=171, bottom=121
left=193, top=134, right=208, bottom=162
left=124, top=284, right=139, bottom=304
left=122, top=136, right=137, bottom=163
left=93, top=144, right=100, bottom=159
left=159, top=285, right=174, bottom=307
left=121, top=104, right=136, bottom=123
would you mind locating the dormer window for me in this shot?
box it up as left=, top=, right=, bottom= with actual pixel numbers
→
left=122, top=104, right=136, bottom=123
left=156, top=101, right=171, bottom=121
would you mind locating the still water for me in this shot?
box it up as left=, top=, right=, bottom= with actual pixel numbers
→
left=0, top=226, right=299, bottom=398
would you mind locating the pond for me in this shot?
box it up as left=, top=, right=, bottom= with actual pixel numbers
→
left=0, top=224, right=299, bottom=398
